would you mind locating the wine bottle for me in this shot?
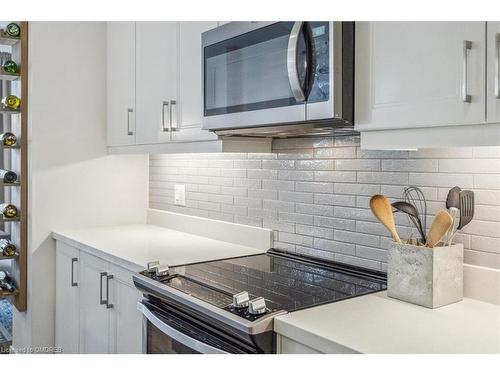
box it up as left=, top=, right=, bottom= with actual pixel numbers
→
left=0, top=239, right=16, bottom=257
left=1, top=95, right=21, bottom=110
left=0, top=169, right=17, bottom=184
left=5, top=23, right=20, bottom=37
left=2, top=60, right=18, bottom=74
left=0, top=132, right=17, bottom=147
left=0, top=271, right=15, bottom=292
left=0, top=203, right=18, bottom=218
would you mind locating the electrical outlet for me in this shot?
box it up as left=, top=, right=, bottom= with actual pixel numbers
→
left=174, top=184, right=186, bottom=206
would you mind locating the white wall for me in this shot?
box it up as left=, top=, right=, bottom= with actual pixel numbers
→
left=12, top=22, right=149, bottom=349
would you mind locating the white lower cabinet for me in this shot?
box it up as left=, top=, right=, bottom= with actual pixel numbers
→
left=108, top=264, right=144, bottom=354
left=55, top=242, right=80, bottom=354
left=55, top=242, right=143, bottom=354
left=78, top=252, right=112, bottom=354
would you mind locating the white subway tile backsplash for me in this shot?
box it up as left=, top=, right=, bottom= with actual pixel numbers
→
left=409, top=172, right=474, bottom=188
left=296, top=203, right=334, bottom=217
left=313, top=238, right=356, bottom=255
left=334, top=230, right=380, bottom=247
left=314, top=171, right=357, bottom=183
left=262, top=179, right=295, bottom=192
left=279, top=191, right=314, bottom=204
left=296, top=224, right=334, bottom=239
left=474, top=174, right=500, bottom=189
left=296, top=160, right=334, bottom=170
left=296, top=181, right=334, bottom=193
left=382, top=159, right=438, bottom=172
left=472, top=147, right=500, bottom=158
left=278, top=170, right=314, bottom=181
left=357, top=171, right=409, bottom=185
left=336, top=159, right=381, bottom=171
left=334, top=183, right=380, bottom=196
left=149, top=140, right=500, bottom=271
left=262, top=199, right=295, bottom=212
left=314, top=193, right=356, bottom=207
left=439, top=159, right=500, bottom=174
left=248, top=189, right=278, bottom=200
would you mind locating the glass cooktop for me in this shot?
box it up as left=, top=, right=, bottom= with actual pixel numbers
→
left=165, top=249, right=387, bottom=313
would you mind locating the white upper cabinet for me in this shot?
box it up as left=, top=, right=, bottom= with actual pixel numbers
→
left=355, top=22, right=486, bottom=131
left=135, top=22, right=178, bottom=144
left=172, top=22, right=218, bottom=142
left=106, top=22, right=272, bottom=153
left=487, top=22, right=500, bottom=123
left=107, top=22, right=136, bottom=146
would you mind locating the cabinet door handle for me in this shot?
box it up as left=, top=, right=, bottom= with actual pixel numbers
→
left=462, top=40, right=472, bottom=103
left=495, top=33, right=500, bottom=99
left=71, top=257, right=78, bottom=287
left=99, top=272, right=107, bottom=305
left=162, top=101, right=170, bottom=132
left=106, top=274, right=114, bottom=309
left=170, top=100, right=178, bottom=131
left=127, top=108, right=134, bottom=136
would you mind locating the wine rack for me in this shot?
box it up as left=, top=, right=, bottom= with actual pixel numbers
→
left=0, top=21, right=27, bottom=312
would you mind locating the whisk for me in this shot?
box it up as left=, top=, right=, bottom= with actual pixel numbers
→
left=402, top=186, right=428, bottom=243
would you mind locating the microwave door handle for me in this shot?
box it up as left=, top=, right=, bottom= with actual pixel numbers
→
left=304, top=22, right=316, bottom=98
left=287, top=22, right=306, bottom=102
left=137, top=302, right=228, bottom=354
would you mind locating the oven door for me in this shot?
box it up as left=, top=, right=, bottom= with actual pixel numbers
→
left=202, top=22, right=315, bottom=130
left=139, top=301, right=246, bottom=354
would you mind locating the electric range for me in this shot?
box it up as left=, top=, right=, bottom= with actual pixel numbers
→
left=133, top=249, right=387, bottom=354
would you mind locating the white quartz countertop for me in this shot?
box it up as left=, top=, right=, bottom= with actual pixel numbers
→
left=275, top=291, right=500, bottom=354
left=52, top=224, right=266, bottom=272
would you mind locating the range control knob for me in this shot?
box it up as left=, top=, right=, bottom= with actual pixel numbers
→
left=248, top=297, right=267, bottom=315
left=147, top=261, right=160, bottom=273
left=155, top=265, right=170, bottom=277
left=232, top=291, right=250, bottom=309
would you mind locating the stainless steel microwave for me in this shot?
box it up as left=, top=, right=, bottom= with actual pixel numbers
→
left=201, top=22, right=355, bottom=138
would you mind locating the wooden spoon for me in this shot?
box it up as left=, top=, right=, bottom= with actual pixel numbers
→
left=426, top=210, right=453, bottom=248
left=370, top=195, right=402, bottom=243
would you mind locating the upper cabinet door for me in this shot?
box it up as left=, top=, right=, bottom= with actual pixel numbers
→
left=487, top=22, right=500, bottom=123
left=171, top=22, right=218, bottom=142
left=135, top=22, right=178, bottom=144
left=355, top=22, right=486, bottom=131
left=107, top=22, right=136, bottom=146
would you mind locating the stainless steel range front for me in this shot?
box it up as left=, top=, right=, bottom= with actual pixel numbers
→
left=133, top=249, right=386, bottom=354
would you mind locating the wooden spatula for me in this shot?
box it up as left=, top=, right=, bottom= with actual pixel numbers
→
left=426, top=210, right=453, bottom=248
left=370, top=195, right=402, bottom=243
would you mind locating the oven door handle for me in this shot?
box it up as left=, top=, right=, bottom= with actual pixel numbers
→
left=137, top=302, right=228, bottom=354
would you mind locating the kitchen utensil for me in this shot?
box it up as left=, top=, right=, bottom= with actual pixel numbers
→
left=391, top=201, right=426, bottom=243
left=370, top=195, right=402, bottom=243
left=446, top=207, right=460, bottom=246
left=448, top=190, right=475, bottom=244
left=426, top=210, right=453, bottom=248
left=458, top=190, right=474, bottom=229
left=403, top=186, right=427, bottom=240
left=446, top=186, right=461, bottom=210
left=445, top=186, right=461, bottom=245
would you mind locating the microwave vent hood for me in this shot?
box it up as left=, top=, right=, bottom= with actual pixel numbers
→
left=202, top=22, right=355, bottom=139
left=214, top=120, right=358, bottom=139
